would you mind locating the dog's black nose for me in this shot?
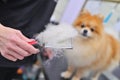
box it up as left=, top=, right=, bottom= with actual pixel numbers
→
left=83, top=30, right=88, bottom=34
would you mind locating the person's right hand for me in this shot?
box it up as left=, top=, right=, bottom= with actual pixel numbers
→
left=0, top=24, right=39, bottom=61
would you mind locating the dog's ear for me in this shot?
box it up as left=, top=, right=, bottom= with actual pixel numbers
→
left=80, top=9, right=90, bottom=16
left=76, top=9, right=90, bottom=18
left=73, top=9, right=90, bottom=26
left=96, top=14, right=104, bottom=22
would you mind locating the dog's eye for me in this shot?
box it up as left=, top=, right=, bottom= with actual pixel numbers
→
left=81, top=24, right=85, bottom=28
left=91, top=28, right=94, bottom=32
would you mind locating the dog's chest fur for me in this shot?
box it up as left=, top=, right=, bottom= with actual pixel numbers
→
left=64, top=37, right=99, bottom=67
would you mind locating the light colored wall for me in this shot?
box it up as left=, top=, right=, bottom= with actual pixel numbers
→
left=51, top=0, right=69, bottom=22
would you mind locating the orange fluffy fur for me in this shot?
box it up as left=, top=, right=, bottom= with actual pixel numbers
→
left=61, top=10, right=120, bottom=80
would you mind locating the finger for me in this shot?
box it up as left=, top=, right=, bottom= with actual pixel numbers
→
left=8, top=44, right=31, bottom=57
left=16, top=31, right=37, bottom=45
left=17, top=31, right=35, bottom=42
left=16, top=40, right=39, bottom=54
left=0, top=47, right=17, bottom=61
left=8, top=50, right=24, bottom=60
left=4, top=54, right=17, bottom=61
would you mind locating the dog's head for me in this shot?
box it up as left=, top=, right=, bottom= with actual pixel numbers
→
left=73, top=10, right=104, bottom=39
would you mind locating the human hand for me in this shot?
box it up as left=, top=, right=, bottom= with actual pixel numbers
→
left=0, top=24, right=39, bottom=61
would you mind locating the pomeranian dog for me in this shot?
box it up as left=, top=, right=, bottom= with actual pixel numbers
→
left=61, top=10, right=120, bottom=80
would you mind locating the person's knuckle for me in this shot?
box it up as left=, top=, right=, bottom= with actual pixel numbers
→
left=16, top=30, right=21, bottom=34
left=6, top=43, right=12, bottom=49
left=9, top=36, right=17, bottom=42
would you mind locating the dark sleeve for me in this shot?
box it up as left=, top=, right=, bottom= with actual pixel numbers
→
left=0, top=0, right=57, bottom=38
